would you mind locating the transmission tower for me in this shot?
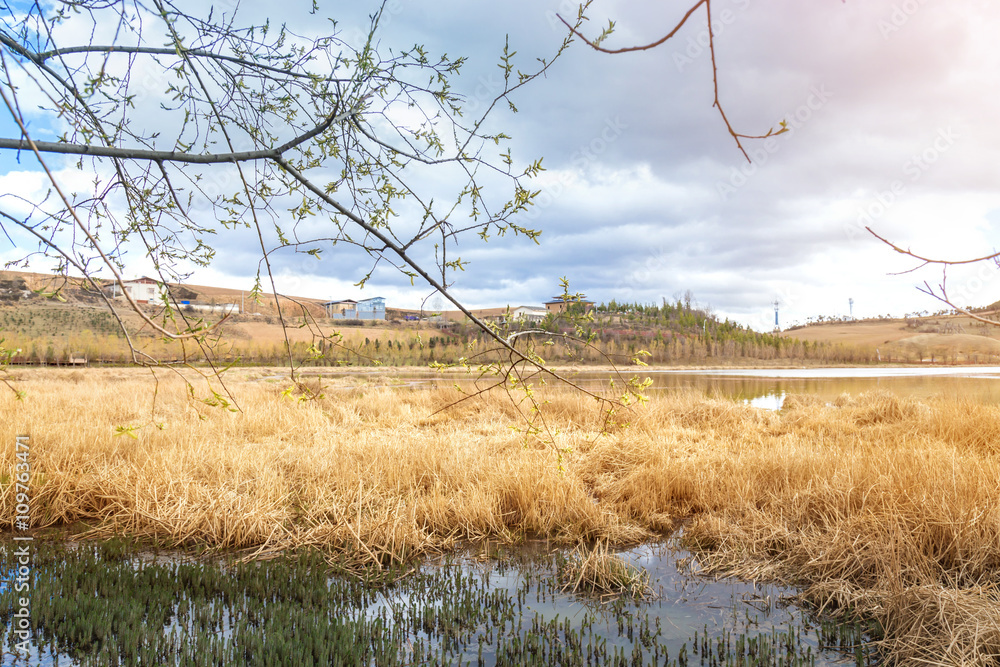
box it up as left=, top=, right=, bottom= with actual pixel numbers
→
left=849, top=297, right=854, bottom=320
left=773, top=299, right=780, bottom=332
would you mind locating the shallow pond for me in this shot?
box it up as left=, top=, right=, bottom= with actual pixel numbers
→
left=0, top=538, right=877, bottom=666
left=326, top=365, right=1000, bottom=411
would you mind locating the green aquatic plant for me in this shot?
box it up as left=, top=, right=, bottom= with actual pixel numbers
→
left=0, top=538, right=876, bottom=666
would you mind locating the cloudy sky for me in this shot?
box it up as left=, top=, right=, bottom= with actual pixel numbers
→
left=3, top=0, right=1000, bottom=331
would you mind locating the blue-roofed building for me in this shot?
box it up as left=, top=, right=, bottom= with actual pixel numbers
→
left=356, top=297, right=386, bottom=320
left=324, top=296, right=385, bottom=320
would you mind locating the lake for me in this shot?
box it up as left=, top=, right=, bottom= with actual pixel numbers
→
left=341, top=365, right=1000, bottom=411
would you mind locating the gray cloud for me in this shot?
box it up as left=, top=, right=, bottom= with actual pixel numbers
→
left=5, top=0, right=1000, bottom=328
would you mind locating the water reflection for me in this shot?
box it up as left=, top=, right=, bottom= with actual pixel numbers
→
left=347, top=366, right=1000, bottom=409
left=639, top=368, right=1000, bottom=407
left=745, top=392, right=787, bottom=411
left=1, top=539, right=873, bottom=666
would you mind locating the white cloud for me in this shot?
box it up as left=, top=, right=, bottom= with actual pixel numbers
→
left=4, top=0, right=1000, bottom=330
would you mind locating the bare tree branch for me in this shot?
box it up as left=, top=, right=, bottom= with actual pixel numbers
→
left=868, top=226, right=1000, bottom=270
left=0, top=82, right=214, bottom=342
left=0, top=0, right=652, bottom=433
left=558, top=1, right=787, bottom=162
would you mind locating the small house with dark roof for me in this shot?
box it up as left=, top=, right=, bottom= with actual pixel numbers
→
left=324, top=299, right=357, bottom=319
left=544, top=295, right=594, bottom=314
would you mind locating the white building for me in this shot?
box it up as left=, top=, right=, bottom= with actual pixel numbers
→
left=121, top=277, right=166, bottom=304
left=509, top=306, right=548, bottom=324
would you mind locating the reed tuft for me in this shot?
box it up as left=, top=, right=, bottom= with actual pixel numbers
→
left=558, top=541, right=652, bottom=600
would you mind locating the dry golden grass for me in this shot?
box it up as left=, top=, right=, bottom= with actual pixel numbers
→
left=781, top=319, right=917, bottom=346
left=891, top=332, right=1000, bottom=360
left=222, top=320, right=432, bottom=345
left=1, top=369, right=999, bottom=663
left=782, top=313, right=1000, bottom=348
left=558, top=541, right=652, bottom=600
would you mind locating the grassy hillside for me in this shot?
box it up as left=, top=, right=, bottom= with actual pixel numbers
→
left=0, top=270, right=328, bottom=318
left=0, top=302, right=445, bottom=366
left=782, top=311, right=1000, bottom=364
left=0, top=270, right=920, bottom=367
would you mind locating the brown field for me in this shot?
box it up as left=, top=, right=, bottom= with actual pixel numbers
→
left=0, top=269, right=518, bottom=366
left=784, top=313, right=1000, bottom=364
left=0, top=268, right=501, bottom=323
left=221, top=319, right=432, bottom=345
left=0, top=269, right=330, bottom=318
left=2, top=369, right=999, bottom=663
left=0, top=301, right=448, bottom=366
left=782, top=320, right=919, bottom=346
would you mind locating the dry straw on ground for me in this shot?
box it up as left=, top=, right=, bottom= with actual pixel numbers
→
left=2, top=368, right=999, bottom=664
left=558, top=541, right=652, bottom=600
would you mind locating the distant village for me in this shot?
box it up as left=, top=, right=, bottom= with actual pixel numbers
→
left=118, top=276, right=594, bottom=325
left=1, top=271, right=944, bottom=368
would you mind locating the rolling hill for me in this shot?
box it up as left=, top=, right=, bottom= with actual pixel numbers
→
left=781, top=310, right=1000, bottom=364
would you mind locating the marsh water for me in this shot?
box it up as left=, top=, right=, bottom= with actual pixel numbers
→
left=9, top=365, right=982, bottom=665
left=1, top=538, right=875, bottom=666
left=361, top=365, right=1000, bottom=410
